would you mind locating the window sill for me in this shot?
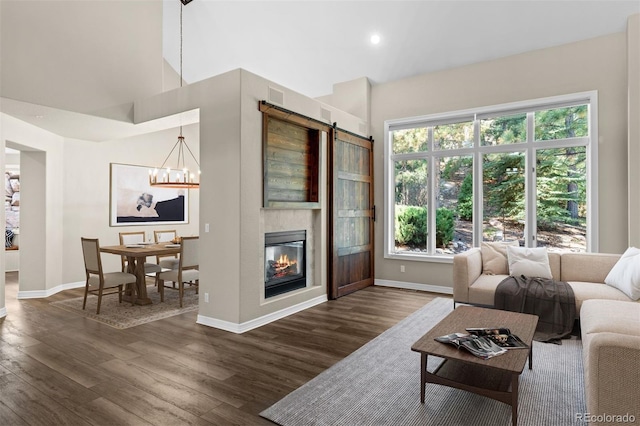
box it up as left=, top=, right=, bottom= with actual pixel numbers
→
left=384, top=252, right=454, bottom=264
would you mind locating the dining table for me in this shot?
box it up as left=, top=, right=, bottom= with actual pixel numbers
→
left=100, top=242, right=181, bottom=305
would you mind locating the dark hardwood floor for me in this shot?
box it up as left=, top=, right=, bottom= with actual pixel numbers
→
left=0, top=272, right=446, bottom=425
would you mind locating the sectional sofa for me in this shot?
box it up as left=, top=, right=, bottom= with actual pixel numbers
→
left=452, top=246, right=640, bottom=425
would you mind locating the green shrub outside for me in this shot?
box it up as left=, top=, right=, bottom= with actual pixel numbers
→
left=457, top=173, right=473, bottom=221
left=395, top=205, right=426, bottom=247
left=436, top=207, right=455, bottom=247
left=395, top=205, right=455, bottom=248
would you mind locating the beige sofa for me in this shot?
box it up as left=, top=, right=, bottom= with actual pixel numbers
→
left=580, top=300, right=640, bottom=425
left=453, top=249, right=637, bottom=315
left=454, top=248, right=640, bottom=424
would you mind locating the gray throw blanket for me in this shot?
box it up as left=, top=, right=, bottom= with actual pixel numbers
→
left=495, top=275, right=576, bottom=343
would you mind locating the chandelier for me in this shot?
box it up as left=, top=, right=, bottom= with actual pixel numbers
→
left=149, top=0, right=199, bottom=189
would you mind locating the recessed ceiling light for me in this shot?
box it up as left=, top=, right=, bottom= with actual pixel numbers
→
left=370, top=34, right=381, bottom=45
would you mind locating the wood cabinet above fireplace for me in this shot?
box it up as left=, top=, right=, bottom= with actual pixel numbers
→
left=261, top=105, right=321, bottom=209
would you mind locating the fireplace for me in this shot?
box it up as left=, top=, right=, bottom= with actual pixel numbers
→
left=264, top=230, right=306, bottom=298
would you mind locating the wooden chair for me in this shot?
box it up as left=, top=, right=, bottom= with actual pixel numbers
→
left=80, top=237, right=137, bottom=314
left=118, top=231, right=162, bottom=286
left=153, top=230, right=180, bottom=270
left=158, top=236, right=199, bottom=307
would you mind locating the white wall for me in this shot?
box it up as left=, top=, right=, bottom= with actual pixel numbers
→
left=0, top=113, right=65, bottom=308
left=134, top=70, right=243, bottom=324
left=371, top=32, right=631, bottom=290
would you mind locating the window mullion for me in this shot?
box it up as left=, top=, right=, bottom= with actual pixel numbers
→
left=427, top=127, right=436, bottom=254
left=526, top=112, right=536, bottom=248
left=473, top=119, right=482, bottom=247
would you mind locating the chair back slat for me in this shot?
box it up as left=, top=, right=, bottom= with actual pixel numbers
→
left=155, top=230, right=178, bottom=263
left=120, top=231, right=145, bottom=245
left=119, top=231, right=145, bottom=271
left=81, top=237, right=102, bottom=274
left=154, top=230, right=177, bottom=243
left=180, top=236, right=199, bottom=269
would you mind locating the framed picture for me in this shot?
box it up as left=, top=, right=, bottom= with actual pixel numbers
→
left=109, top=163, right=189, bottom=226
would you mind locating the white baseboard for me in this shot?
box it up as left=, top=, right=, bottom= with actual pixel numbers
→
left=0, top=306, right=6, bottom=318
left=374, top=279, right=453, bottom=295
left=196, top=294, right=328, bottom=334
left=17, top=281, right=85, bottom=299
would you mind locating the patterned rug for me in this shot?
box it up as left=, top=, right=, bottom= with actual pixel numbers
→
left=261, top=297, right=586, bottom=426
left=50, top=284, right=198, bottom=329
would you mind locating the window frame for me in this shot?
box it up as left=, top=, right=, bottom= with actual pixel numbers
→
left=384, top=91, right=599, bottom=263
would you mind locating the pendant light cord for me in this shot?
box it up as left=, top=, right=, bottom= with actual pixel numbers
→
left=180, top=2, right=183, bottom=90
left=179, top=1, right=183, bottom=137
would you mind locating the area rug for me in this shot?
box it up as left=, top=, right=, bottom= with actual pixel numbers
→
left=261, top=297, right=586, bottom=426
left=50, top=285, right=198, bottom=329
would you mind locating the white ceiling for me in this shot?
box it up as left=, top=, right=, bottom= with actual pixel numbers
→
left=1, top=0, right=639, bottom=142
left=166, top=0, right=640, bottom=98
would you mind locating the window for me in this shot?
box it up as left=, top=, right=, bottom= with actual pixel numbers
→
left=385, top=92, right=597, bottom=261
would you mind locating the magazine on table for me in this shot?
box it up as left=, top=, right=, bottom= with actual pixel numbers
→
left=465, top=327, right=529, bottom=350
left=434, top=333, right=507, bottom=359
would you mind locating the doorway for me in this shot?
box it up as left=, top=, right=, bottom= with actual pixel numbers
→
left=2, top=141, right=47, bottom=307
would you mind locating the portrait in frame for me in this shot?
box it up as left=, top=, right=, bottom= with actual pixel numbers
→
left=109, top=163, right=189, bottom=226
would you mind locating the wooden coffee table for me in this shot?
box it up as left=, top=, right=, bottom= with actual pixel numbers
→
left=411, top=306, right=538, bottom=426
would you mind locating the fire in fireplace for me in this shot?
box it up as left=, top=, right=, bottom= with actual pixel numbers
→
left=264, top=230, right=306, bottom=298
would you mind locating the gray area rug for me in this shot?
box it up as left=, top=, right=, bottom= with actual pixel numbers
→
left=261, top=297, right=586, bottom=426
left=50, top=284, right=198, bottom=329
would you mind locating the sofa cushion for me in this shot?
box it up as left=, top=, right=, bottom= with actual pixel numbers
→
left=507, top=246, right=552, bottom=279
left=561, top=252, right=620, bottom=283
left=604, top=247, right=640, bottom=300
left=580, top=299, right=640, bottom=337
left=468, top=274, right=509, bottom=306
left=548, top=252, right=561, bottom=281
left=568, top=282, right=636, bottom=315
left=481, top=241, right=519, bottom=275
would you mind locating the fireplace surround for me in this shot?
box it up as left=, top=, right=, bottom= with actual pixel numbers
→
left=264, top=230, right=307, bottom=298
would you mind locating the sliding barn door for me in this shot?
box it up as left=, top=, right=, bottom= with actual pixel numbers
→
left=328, top=129, right=374, bottom=299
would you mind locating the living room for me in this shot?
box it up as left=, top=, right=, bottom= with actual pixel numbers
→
left=1, top=0, right=638, bottom=327
left=0, top=1, right=639, bottom=425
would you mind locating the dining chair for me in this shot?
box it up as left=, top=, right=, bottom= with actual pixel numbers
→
left=158, top=236, right=199, bottom=308
left=154, top=229, right=180, bottom=270
left=80, top=237, right=137, bottom=314
left=119, top=231, right=162, bottom=289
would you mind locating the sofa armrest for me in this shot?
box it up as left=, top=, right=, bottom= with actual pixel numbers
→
left=582, top=332, right=640, bottom=422
left=453, top=248, right=482, bottom=304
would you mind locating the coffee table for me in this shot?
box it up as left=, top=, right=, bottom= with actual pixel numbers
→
left=411, top=306, right=538, bottom=426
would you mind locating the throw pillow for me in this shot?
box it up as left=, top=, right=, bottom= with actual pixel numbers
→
left=481, top=241, right=519, bottom=275
left=506, top=246, right=553, bottom=279
left=604, top=247, right=640, bottom=300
